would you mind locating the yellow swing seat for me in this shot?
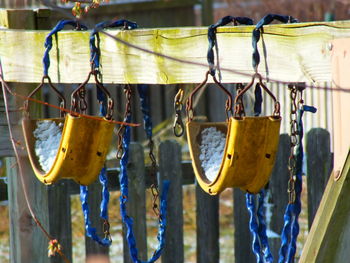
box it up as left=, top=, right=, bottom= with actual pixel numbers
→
left=187, top=115, right=281, bottom=195
left=22, top=114, right=114, bottom=185
left=186, top=72, right=281, bottom=195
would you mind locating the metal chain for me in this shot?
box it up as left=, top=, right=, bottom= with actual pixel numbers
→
left=71, top=86, right=88, bottom=115
left=173, top=88, right=184, bottom=137
left=234, top=83, right=245, bottom=117
left=149, top=139, right=160, bottom=217
left=117, top=84, right=132, bottom=159
left=287, top=85, right=298, bottom=204
left=102, top=219, right=112, bottom=242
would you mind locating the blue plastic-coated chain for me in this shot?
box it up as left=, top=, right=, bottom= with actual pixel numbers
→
left=246, top=193, right=263, bottom=263
left=79, top=39, right=113, bottom=246
left=80, top=167, right=112, bottom=247
left=278, top=105, right=316, bottom=263
left=252, top=14, right=298, bottom=70
left=43, top=20, right=87, bottom=76
left=89, top=19, right=137, bottom=115
left=137, top=84, right=153, bottom=139
left=119, top=113, right=170, bottom=263
left=207, top=16, right=253, bottom=76
left=247, top=83, right=273, bottom=263
left=254, top=83, right=263, bottom=116
left=90, top=19, right=137, bottom=70
left=257, top=190, right=274, bottom=263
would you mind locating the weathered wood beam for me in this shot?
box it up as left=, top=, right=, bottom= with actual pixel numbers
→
left=299, top=38, right=350, bottom=263
left=299, top=150, right=350, bottom=262
left=2, top=21, right=350, bottom=84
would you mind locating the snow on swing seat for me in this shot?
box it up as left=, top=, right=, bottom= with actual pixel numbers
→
left=22, top=114, right=114, bottom=185
left=187, top=116, right=281, bottom=195
left=186, top=72, right=281, bottom=195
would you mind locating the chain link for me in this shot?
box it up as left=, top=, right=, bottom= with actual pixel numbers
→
left=234, top=83, right=245, bottom=117
left=71, top=86, right=88, bottom=115
left=117, top=85, right=132, bottom=159
left=102, top=219, right=112, bottom=242
left=287, top=84, right=303, bottom=204
left=149, top=133, right=161, bottom=217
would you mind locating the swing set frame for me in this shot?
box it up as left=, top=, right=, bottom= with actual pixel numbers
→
left=1, top=8, right=350, bottom=263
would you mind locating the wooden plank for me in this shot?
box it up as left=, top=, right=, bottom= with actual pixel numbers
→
left=233, top=189, right=255, bottom=263
left=122, top=143, right=147, bottom=263
left=63, top=162, right=195, bottom=195
left=0, top=83, right=18, bottom=157
left=299, top=150, right=350, bottom=262
left=159, top=140, right=184, bottom=263
left=6, top=156, right=50, bottom=263
left=85, top=180, right=109, bottom=258
left=5, top=82, right=51, bottom=262
left=330, top=38, right=350, bottom=179
left=196, top=186, right=219, bottom=263
left=1, top=21, right=350, bottom=84
left=306, top=128, right=333, bottom=229
left=268, top=134, right=290, bottom=259
left=0, top=9, right=35, bottom=29
left=48, top=181, right=73, bottom=263
left=233, top=134, right=290, bottom=262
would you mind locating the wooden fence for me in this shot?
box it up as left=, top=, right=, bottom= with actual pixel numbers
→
left=0, top=6, right=337, bottom=262
left=3, top=127, right=330, bottom=263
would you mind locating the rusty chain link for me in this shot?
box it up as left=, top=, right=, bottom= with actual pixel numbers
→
left=102, top=219, right=112, bottom=242
left=287, top=84, right=302, bottom=204
left=71, top=85, right=88, bottom=115
left=148, top=138, right=161, bottom=217
left=117, top=84, right=132, bottom=159
left=234, top=83, right=245, bottom=117
left=116, top=84, right=161, bottom=217
left=173, top=88, right=185, bottom=137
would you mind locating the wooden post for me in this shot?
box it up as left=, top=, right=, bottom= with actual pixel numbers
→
left=196, top=186, right=219, bottom=263
left=122, top=143, right=147, bottom=263
left=48, top=180, right=72, bottom=263
left=299, top=151, right=350, bottom=262
left=6, top=156, right=50, bottom=263
left=233, top=189, right=255, bottom=263
left=306, top=128, right=332, bottom=229
left=299, top=40, right=350, bottom=262
left=268, top=134, right=290, bottom=259
left=85, top=180, right=109, bottom=258
left=159, top=140, right=184, bottom=263
left=233, top=134, right=290, bottom=262
left=0, top=84, right=16, bottom=157
left=3, top=9, right=52, bottom=262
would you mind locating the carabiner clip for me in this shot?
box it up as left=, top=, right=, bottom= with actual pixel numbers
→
left=173, top=89, right=185, bottom=137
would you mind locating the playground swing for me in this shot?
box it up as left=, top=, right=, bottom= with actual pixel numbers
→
left=22, top=20, right=116, bottom=186
left=239, top=14, right=317, bottom=263
left=185, top=15, right=281, bottom=195
left=78, top=19, right=138, bottom=246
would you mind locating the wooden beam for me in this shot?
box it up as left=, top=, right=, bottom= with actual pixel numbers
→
left=2, top=21, right=350, bottom=84
left=330, top=38, right=350, bottom=178
left=300, top=38, right=350, bottom=262
left=299, top=150, right=350, bottom=262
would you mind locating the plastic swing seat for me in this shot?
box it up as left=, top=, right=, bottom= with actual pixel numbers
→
left=22, top=114, right=114, bottom=185
left=186, top=72, right=281, bottom=195
left=22, top=74, right=115, bottom=186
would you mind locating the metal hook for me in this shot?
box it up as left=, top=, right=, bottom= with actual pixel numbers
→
left=24, top=75, right=66, bottom=118
left=234, top=73, right=280, bottom=117
left=186, top=71, right=233, bottom=122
